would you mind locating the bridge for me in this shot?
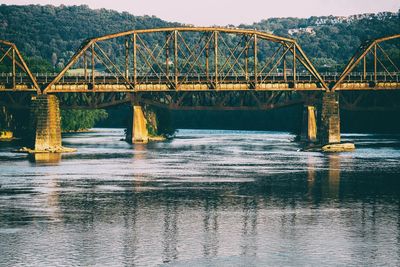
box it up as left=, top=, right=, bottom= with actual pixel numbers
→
left=0, top=28, right=399, bottom=152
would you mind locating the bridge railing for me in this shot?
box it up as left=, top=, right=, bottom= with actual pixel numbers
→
left=2, top=72, right=399, bottom=84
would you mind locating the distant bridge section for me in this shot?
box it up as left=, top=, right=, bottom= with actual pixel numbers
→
left=0, top=40, right=40, bottom=93
left=333, top=34, right=400, bottom=91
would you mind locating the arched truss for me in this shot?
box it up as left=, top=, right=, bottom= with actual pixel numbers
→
left=333, top=34, right=400, bottom=91
left=44, top=27, right=328, bottom=94
left=0, top=40, right=40, bottom=94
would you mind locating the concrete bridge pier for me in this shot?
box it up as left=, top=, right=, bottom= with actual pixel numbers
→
left=28, top=94, right=65, bottom=152
left=318, top=92, right=341, bottom=145
left=126, top=102, right=149, bottom=144
left=300, top=105, right=317, bottom=143
left=301, top=92, right=352, bottom=151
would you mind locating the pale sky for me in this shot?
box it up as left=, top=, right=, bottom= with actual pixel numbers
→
left=2, top=0, right=400, bottom=26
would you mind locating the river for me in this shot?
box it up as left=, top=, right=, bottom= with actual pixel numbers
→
left=0, top=129, right=399, bottom=266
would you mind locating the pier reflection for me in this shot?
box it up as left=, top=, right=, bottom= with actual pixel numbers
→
left=203, top=199, right=219, bottom=258
left=307, top=153, right=342, bottom=202
left=162, top=201, right=178, bottom=264
left=131, top=144, right=148, bottom=192
left=327, top=154, right=341, bottom=198
left=28, top=153, right=61, bottom=164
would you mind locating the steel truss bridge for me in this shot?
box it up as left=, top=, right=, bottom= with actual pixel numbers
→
left=0, top=28, right=399, bottom=111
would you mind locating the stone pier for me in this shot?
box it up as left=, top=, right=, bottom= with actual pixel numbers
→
left=318, top=92, right=341, bottom=145
left=302, top=92, right=353, bottom=152
left=126, top=103, right=149, bottom=144
left=300, top=105, right=317, bottom=143
left=29, top=95, right=63, bottom=152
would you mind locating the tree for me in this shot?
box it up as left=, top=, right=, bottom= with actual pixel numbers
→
left=61, top=109, right=108, bottom=132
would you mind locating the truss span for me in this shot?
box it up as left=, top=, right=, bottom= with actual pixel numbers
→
left=43, top=27, right=328, bottom=93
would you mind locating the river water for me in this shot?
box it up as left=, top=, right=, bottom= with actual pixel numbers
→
left=0, top=129, right=399, bottom=266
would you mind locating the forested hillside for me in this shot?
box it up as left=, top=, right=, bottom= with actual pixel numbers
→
left=243, top=12, right=399, bottom=70
left=0, top=5, right=398, bottom=71
left=0, top=5, right=179, bottom=72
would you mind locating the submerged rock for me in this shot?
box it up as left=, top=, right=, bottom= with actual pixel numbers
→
left=302, top=142, right=356, bottom=152
left=322, top=143, right=356, bottom=152
left=14, top=146, right=77, bottom=154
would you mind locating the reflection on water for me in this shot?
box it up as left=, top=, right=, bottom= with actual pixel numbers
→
left=28, top=152, right=62, bottom=164
left=0, top=129, right=400, bottom=266
left=328, top=155, right=341, bottom=198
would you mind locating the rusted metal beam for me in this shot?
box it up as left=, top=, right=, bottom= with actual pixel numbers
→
left=292, top=44, right=296, bottom=83
left=133, top=33, right=137, bottom=86
left=91, top=43, right=95, bottom=87
left=174, top=30, right=178, bottom=89
left=165, top=33, right=169, bottom=77
left=374, top=44, right=377, bottom=82
left=363, top=56, right=366, bottom=80
left=125, top=38, right=129, bottom=80
left=254, top=34, right=258, bottom=88
left=0, top=47, right=11, bottom=63
left=206, top=41, right=209, bottom=81
left=245, top=38, right=249, bottom=81
left=90, top=27, right=296, bottom=44
left=283, top=57, right=287, bottom=82
left=12, top=48, right=16, bottom=89
left=214, top=31, right=218, bottom=88
left=84, top=51, right=88, bottom=81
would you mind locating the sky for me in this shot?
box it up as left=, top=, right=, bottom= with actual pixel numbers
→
left=2, top=0, right=400, bottom=26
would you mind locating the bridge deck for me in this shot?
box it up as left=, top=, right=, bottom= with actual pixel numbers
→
left=1, top=73, right=399, bottom=92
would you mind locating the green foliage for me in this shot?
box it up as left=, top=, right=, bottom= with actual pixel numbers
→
left=25, top=56, right=54, bottom=73
left=242, top=12, right=400, bottom=68
left=0, top=4, right=178, bottom=69
left=0, top=5, right=398, bottom=73
left=61, top=109, right=108, bottom=132
left=143, top=106, right=176, bottom=138
left=152, top=107, right=176, bottom=137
